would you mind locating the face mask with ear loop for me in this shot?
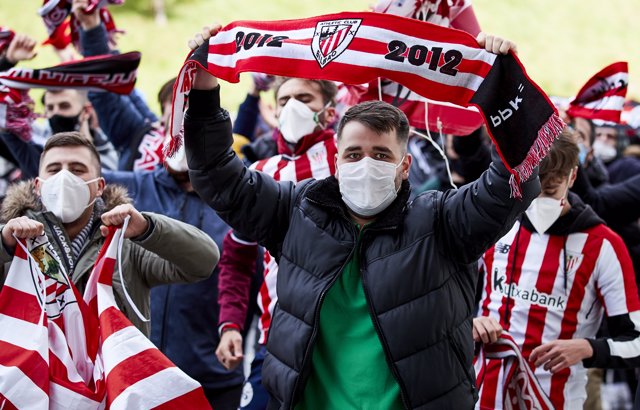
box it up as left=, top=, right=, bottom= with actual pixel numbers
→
left=38, top=170, right=101, bottom=223
left=277, top=98, right=331, bottom=144
left=375, top=78, right=458, bottom=190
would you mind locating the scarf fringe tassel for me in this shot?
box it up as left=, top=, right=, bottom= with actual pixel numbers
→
left=509, top=113, right=565, bottom=199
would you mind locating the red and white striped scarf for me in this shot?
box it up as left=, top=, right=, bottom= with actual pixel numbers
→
left=169, top=11, right=564, bottom=198
left=0, top=226, right=211, bottom=408
left=0, top=52, right=140, bottom=95
left=474, top=332, right=553, bottom=410
left=39, top=0, right=124, bottom=52
left=567, top=61, right=628, bottom=124
left=0, top=85, right=36, bottom=142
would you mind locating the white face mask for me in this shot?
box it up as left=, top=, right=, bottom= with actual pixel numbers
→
left=338, top=156, right=404, bottom=217
left=277, top=98, right=326, bottom=144
left=39, top=170, right=99, bottom=223
left=592, top=139, right=617, bottom=162
left=525, top=175, right=571, bottom=234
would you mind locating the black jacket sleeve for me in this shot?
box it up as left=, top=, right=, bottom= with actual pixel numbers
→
left=584, top=313, right=640, bottom=368
left=437, top=147, right=541, bottom=264
left=184, top=86, right=296, bottom=256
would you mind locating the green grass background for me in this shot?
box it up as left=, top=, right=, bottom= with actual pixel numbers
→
left=2, top=0, right=639, bottom=116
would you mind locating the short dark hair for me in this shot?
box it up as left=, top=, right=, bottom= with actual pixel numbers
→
left=274, top=77, right=338, bottom=106
left=42, top=88, right=88, bottom=106
left=158, top=77, right=177, bottom=112
left=41, top=132, right=102, bottom=175
left=539, top=129, right=579, bottom=186
left=337, top=101, right=410, bottom=151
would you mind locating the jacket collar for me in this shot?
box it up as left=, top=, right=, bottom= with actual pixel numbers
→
left=305, top=176, right=411, bottom=231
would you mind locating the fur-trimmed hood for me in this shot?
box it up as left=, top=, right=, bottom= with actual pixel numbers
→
left=1, top=180, right=131, bottom=223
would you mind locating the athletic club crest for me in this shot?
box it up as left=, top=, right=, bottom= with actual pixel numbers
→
left=311, top=18, right=361, bottom=68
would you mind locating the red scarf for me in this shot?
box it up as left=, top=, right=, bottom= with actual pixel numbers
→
left=275, top=128, right=335, bottom=157
left=170, top=11, right=564, bottom=197
left=567, top=61, right=628, bottom=124
left=474, top=332, right=553, bottom=410
left=0, top=52, right=140, bottom=95
left=39, top=0, right=124, bottom=52
left=0, top=86, right=36, bottom=142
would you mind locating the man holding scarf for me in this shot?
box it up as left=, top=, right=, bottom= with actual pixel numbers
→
left=183, top=24, right=540, bottom=409
left=215, top=76, right=338, bottom=409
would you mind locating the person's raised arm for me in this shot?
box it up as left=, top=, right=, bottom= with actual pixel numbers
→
left=73, top=0, right=154, bottom=156
left=437, top=34, right=538, bottom=264
left=183, top=24, right=298, bottom=255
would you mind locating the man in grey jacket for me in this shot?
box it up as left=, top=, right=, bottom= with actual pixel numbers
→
left=0, top=131, right=219, bottom=335
left=183, top=25, right=541, bottom=410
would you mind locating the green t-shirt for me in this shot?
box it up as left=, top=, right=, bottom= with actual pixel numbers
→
left=296, top=228, right=403, bottom=410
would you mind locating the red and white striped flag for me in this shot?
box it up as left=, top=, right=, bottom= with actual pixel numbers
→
left=84, top=225, right=211, bottom=409
left=0, top=226, right=211, bottom=409
left=474, top=332, right=553, bottom=410
left=567, top=61, right=628, bottom=124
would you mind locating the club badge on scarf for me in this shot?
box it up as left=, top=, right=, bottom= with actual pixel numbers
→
left=0, top=234, right=104, bottom=408
left=567, top=61, right=628, bottom=124
left=0, top=51, right=141, bottom=95
left=169, top=11, right=564, bottom=198
left=39, top=0, right=124, bottom=53
left=474, top=332, right=554, bottom=410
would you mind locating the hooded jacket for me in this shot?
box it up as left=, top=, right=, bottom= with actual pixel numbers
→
left=477, top=194, right=640, bottom=409
left=0, top=180, right=219, bottom=335
left=183, top=87, right=540, bottom=409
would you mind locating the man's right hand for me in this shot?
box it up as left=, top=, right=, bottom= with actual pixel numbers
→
left=216, top=328, right=244, bottom=370
left=1, top=216, right=45, bottom=251
left=72, top=0, right=101, bottom=31
left=188, top=24, right=222, bottom=90
left=5, top=34, right=37, bottom=64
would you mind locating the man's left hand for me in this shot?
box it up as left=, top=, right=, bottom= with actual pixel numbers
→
left=476, top=32, right=517, bottom=55
left=530, top=339, right=594, bottom=373
left=100, top=204, right=149, bottom=238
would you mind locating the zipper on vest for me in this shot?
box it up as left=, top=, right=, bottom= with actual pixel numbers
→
left=289, top=220, right=359, bottom=406
left=359, top=229, right=411, bottom=409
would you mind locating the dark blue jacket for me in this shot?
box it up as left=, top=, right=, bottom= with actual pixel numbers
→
left=80, top=24, right=159, bottom=171
left=104, top=166, right=244, bottom=390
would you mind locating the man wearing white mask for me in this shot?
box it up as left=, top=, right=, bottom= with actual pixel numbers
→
left=0, top=131, right=220, bottom=336
left=474, top=131, right=640, bottom=409
left=184, top=24, right=539, bottom=408
left=215, top=76, right=338, bottom=410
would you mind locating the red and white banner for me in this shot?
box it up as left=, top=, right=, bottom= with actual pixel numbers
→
left=567, top=62, right=628, bottom=124
left=474, top=332, right=553, bottom=410
left=170, top=11, right=564, bottom=198
left=0, top=225, right=210, bottom=409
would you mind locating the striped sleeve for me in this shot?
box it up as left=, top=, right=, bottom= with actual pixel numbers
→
left=584, top=232, right=640, bottom=368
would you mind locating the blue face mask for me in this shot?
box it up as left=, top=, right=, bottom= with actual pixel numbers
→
left=578, top=143, right=588, bottom=164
